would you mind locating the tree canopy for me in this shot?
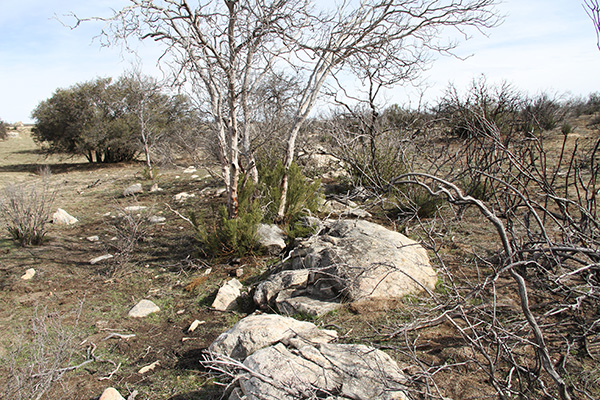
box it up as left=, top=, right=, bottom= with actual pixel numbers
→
left=31, top=75, right=194, bottom=163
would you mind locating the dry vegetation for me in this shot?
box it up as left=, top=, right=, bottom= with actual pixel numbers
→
left=0, top=104, right=598, bottom=400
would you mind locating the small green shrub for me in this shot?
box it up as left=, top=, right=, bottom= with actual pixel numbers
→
left=258, top=161, right=322, bottom=237
left=561, top=123, right=572, bottom=135
left=394, top=185, right=443, bottom=219
left=193, top=161, right=320, bottom=257
left=195, top=181, right=263, bottom=258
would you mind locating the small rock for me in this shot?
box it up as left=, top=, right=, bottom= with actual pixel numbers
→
left=149, top=216, right=166, bottom=224
left=52, top=208, right=78, bottom=225
left=86, top=235, right=100, bottom=242
left=212, top=278, right=243, bottom=311
left=90, top=254, right=113, bottom=265
left=123, top=183, right=143, bottom=197
left=176, top=309, right=185, bottom=315
left=173, top=192, right=195, bottom=202
left=128, top=299, right=160, bottom=318
left=204, top=268, right=212, bottom=275
left=21, top=268, right=36, bottom=280
left=235, top=267, right=244, bottom=278
left=149, top=183, right=162, bottom=192
left=124, top=205, right=147, bottom=212
left=188, top=320, right=205, bottom=332
left=138, top=360, right=160, bottom=374
left=183, top=166, right=197, bottom=173
left=99, top=387, right=125, bottom=400
left=191, top=174, right=199, bottom=179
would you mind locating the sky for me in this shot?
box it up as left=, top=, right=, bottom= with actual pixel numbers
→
left=0, top=0, right=599, bottom=123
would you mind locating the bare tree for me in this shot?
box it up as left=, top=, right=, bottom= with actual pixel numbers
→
left=584, top=0, right=600, bottom=50
left=118, top=69, right=165, bottom=179
left=75, top=0, right=499, bottom=220
left=269, top=0, right=500, bottom=220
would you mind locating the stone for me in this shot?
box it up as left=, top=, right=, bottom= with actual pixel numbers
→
left=183, top=166, right=197, bottom=173
left=90, top=254, right=113, bottom=265
left=287, top=219, right=437, bottom=302
left=21, top=268, right=36, bottom=280
left=124, top=205, right=147, bottom=212
left=188, top=319, right=205, bottom=332
left=128, top=299, right=160, bottom=318
left=138, top=360, right=160, bottom=374
left=205, top=314, right=408, bottom=400
left=208, top=314, right=337, bottom=361
left=255, top=224, right=287, bottom=255
left=99, top=387, right=125, bottom=400
left=173, top=192, right=195, bottom=202
left=236, top=341, right=408, bottom=400
left=212, top=278, right=243, bottom=311
left=277, top=295, right=341, bottom=317
left=123, top=183, right=143, bottom=197
left=322, top=199, right=372, bottom=218
left=86, top=235, right=100, bottom=242
left=149, top=183, right=162, bottom=192
left=254, top=269, right=311, bottom=309
left=149, top=215, right=166, bottom=223
left=52, top=208, right=78, bottom=225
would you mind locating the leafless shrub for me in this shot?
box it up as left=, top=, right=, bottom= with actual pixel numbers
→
left=107, top=203, right=152, bottom=262
left=0, top=182, right=56, bottom=246
left=1, top=305, right=84, bottom=400
left=384, top=110, right=600, bottom=398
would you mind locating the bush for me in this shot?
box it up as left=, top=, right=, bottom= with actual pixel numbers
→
left=258, top=161, right=322, bottom=226
left=2, top=306, right=83, bottom=400
left=196, top=190, right=263, bottom=258
left=108, top=204, right=152, bottom=261
left=0, top=183, right=56, bottom=246
left=194, top=161, right=321, bottom=257
left=521, top=93, right=564, bottom=132
left=0, top=118, right=7, bottom=140
left=436, top=78, right=524, bottom=141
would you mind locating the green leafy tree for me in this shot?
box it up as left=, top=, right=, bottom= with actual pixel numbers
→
left=0, top=118, right=7, bottom=140
left=31, top=75, right=195, bottom=163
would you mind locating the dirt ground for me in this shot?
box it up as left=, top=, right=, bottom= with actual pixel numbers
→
left=0, top=128, right=245, bottom=399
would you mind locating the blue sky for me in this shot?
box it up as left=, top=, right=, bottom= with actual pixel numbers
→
left=1, top=0, right=599, bottom=123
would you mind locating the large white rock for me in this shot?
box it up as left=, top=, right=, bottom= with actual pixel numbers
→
left=21, top=268, right=36, bottom=280
left=208, top=314, right=337, bottom=361
left=173, top=192, right=195, bottom=202
left=255, top=224, right=287, bottom=255
left=288, top=219, right=437, bottom=301
left=128, top=299, right=160, bottom=318
left=52, top=208, right=78, bottom=225
left=235, top=341, right=408, bottom=400
left=254, top=269, right=310, bottom=308
left=205, top=314, right=407, bottom=400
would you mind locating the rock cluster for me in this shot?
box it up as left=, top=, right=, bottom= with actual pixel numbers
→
left=254, top=219, right=437, bottom=316
left=206, top=314, right=409, bottom=400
